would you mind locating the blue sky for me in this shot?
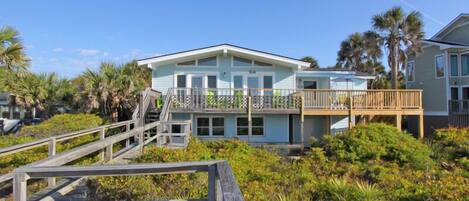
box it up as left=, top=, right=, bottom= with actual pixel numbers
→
left=1, top=0, right=467, bottom=78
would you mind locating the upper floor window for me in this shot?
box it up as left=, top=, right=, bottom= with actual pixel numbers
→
left=407, top=61, right=415, bottom=82
left=462, top=54, right=469, bottom=76
left=233, top=56, right=273, bottom=67
left=435, top=55, right=445, bottom=78
left=177, top=56, right=217, bottom=67
left=450, top=55, right=459, bottom=76
left=233, top=56, right=252, bottom=66
left=177, top=60, right=196, bottom=66
left=198, top=56, right=217, bottom=66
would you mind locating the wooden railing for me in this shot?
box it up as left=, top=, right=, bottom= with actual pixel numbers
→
left=0, top=119, right=192, bottom=200
left=449, top=100, right=469, bottom=114
left=13, top=160, right=243, bottom=201
left=302, top=89, right=422, bottom=110
left=132, top=88, right=162, bottom=120
left=0, top=120, right=136, bottom=184
left=169, top=88, right=422, bottom=112
left=169, top=88, right=301, bottom=112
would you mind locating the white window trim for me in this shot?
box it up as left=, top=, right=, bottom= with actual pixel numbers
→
left=461, top=51, right=469, bottom=77
left=230, top=72, right=276, bottom=89
left=435, top=54, right=446, bottom=79
left=231, top=56, right=275, bottom=68
left=176, top=56, right=219, bottom=68
left=195, top=116, right=225, bottom=137
left=173, top=71, right=220, bottom=88
left=449, top=54, right=460, bottom=77
left=235, top=116, right=265, bottom=136
left=406, top=60, right=415, bottom=82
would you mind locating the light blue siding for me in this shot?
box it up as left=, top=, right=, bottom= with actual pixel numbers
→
left=152, top=53, right=295, bottom=94
left=190, top=114, right=290, bottom=144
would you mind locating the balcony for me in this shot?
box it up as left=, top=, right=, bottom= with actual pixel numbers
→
left=167, top=88, right=423, bottom=116
left=168, top=88, right=301, bottom=114
left=449, top=100, right=469, bottom=114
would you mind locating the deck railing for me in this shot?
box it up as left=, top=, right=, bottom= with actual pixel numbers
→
left=449, top=100, right=469, bottom=114
left=169, top=88, right=422, bottom=112
left=303, top=89, right=422, bottom=110
left=169, top=88, right=301, bottom=111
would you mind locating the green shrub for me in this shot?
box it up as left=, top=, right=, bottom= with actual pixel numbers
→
left=432, top=128, right=469, bottom=161
left=314, top=178, right=383, bottom=201
left=322, top=123, right=433, bottom=169
left=20, top=113, right=103, bottom=138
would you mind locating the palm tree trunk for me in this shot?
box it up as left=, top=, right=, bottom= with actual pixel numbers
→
left=391, top=41, right=399, bottom=89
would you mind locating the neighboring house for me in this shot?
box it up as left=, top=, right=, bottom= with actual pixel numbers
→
left=0, top=93, right=29, bottom=119
left=138, top=44, right=424, bottom=146
left=406, top=13, right=469, bottom=133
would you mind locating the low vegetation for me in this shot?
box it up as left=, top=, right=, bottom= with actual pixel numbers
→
left=0, top=114, right=103, bottom=174
left=90, top=123, right=469, bottom=201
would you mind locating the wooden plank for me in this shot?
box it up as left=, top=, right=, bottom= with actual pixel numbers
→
left=208, top=165, right=217, bottom=201
left=215, top=161, right=244, bottom=201
left=13, top=173, right=28, bottom=201
left=16, top=161, right=222, bottom=178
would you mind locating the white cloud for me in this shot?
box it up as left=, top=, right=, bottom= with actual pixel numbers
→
left=52, top=48, right=64, bottom=52
left=80, top=49, right=109, bottom=57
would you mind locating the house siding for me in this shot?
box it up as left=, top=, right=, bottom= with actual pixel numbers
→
left=441, top=23, right=469, bottom=44
left=188, top=114, right=290, bottom=144
left=152, top=53, right=295, bottom=95
left=407, top=46, right=447, bottom=114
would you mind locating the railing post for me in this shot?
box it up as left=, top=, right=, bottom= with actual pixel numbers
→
left=208, top=164, right=217, bottom=201
left=47, top=137, right=56, bottom=187
left=99, top=128, right=106, bottom=161
left=125, top=122, right=131, bottom=147
left=13, top=173, right=28, bottom=201
left=105, top=143, right=113, bottom=161
left=139, top=127, right=145, bottom=153
left=348, top=91, right=354, bottom=129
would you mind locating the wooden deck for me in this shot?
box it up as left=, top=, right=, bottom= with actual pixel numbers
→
left=168, top=88, right=425, bottom=138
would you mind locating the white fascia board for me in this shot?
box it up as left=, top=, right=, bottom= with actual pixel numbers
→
left=422, top=41, right=469, bottom=50
left=137, top=44, right=310, bottom=69
left=295, top=71, right=375, bottom=79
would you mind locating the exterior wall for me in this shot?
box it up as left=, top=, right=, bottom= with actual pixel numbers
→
left=182, top=113, right=290, bottom=144
left=407, top=46, right=447, bottom=114
left=152, top=53, right=295, bottom=95
left=441, top=23, right=469, bottom=44
left=292, top=115, right=326, bottom=144
left=407, top=115, right=449, bottom=137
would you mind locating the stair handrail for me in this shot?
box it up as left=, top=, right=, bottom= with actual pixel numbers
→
left=159, top=88, right=173, bottom=122
left=132, top=88, right=161, bottom=120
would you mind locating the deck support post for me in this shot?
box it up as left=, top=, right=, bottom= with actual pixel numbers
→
left=348, top=92, right=355, bottom=129
left=418, top=114, right=424, bottom=139
left=47, top=138, right=56, bottom=187
left=325, top=116, right=331, bottom=135
left=13, top=173, right=28, bottom=201
left=247, top=93, right=252, bottom=143
left=300, top=95, right=305, bottom=149
left=396, top=115, right=402, bottom=131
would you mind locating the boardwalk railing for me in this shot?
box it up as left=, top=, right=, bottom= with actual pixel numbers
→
left=449, top=100, right=469, bottom=114
left=302, top=89, right=422, bottom=110
left=0, top=120, right=136, bottom=184
left=13, top=160, right=243, bottom=201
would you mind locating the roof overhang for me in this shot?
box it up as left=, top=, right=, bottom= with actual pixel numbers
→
left=431, top=13, right=469, bottom=40
left=295, top=71, right=375, bottom=80
left=137, top=44, right=311, bottom=69
left=422, top=40, right=469, bottom=50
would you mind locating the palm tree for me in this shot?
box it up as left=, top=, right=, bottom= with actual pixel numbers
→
left=13, top=73, right=47, bottom=118
left=300, top=56, right=320, bottom=68
left=372, top=7, right=424, bottom=89
left=0, top=26, right=30, bottom=73
left=81, top=61, right=150, bottom=121
left=337, top=31, right=382, bottom=74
